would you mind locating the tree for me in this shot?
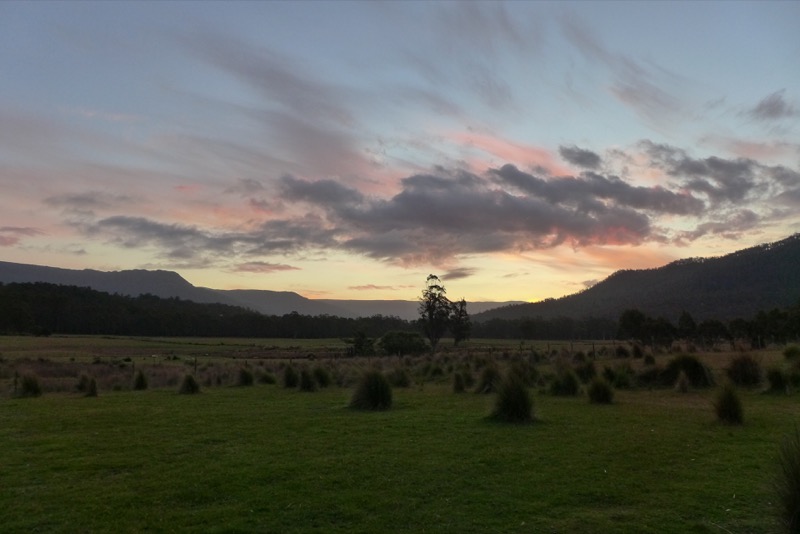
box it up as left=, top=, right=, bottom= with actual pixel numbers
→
left=449, top=298, right=471, bottom=346
left=418, top=274, right=451, bottom=353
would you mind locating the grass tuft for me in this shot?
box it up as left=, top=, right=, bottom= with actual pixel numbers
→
left=714, top=383, right=743, bottom=425
left=133, top=369, right=148, bottom=390
left=178, top=374, right=200, bottom=395
left=587, top=377, right=614, bottom=404
left=237, top=368, right=254, bottom=387
left=299, top=367, right=318, bottom=392
left=726, top=354, right=762, bottom=387
left=282, top=365, right=299, bottom=388
left=490, top=373, right=533, bottom=423
left=350, top=370, right=392, bottom=410
left=776, top=428, right=800, bottom=533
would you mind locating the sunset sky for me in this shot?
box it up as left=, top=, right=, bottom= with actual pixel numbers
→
left=2, top=1, right=799, bottom=303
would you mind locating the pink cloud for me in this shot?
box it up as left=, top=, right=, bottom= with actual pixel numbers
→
left=0, top=236, right=19, bottom=246
left=448, top=131, right=573, bottom=176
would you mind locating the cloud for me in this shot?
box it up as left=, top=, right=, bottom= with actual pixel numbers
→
left=559, top=145, right=602, bottom=169
left=0, top=227, right=42, bottom=247
left=443, top=267, right=476, bottom=281
left=675, top=209, right=760, bottom=242
left=44, top=192, right=137, bottom=213
left=492, top=164, right=704, bottom=215
left=348, top=284, right=401, bottom=291
left=748, top=90, right=797, bottom=121
left=232, top=261, right=299, bottom=274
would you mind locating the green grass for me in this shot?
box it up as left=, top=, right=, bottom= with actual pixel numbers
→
left=1, top=384, right=795, bottom=532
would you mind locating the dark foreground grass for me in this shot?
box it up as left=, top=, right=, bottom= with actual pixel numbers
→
left=1, top=385, right=795, bottom=533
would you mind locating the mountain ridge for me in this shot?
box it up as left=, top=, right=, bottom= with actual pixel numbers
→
left=0, top=261, right=518, bottom=320
left=475, top=233, right=800, bottom=322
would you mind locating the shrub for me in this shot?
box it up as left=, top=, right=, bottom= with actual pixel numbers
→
left=603, top=363, right=633, bottom=389
left=282, top=365, right=299, bottom=388
left=549, top=369, right=580, bottom=396
left=775, top=428, right=800, bottom=533
left=178, top=374, right=200, bottom=395
left=632, top=344, right=644, bottom=359
left=18, top=374, right=42, bottom=398
left=714, top=383, right=743, bottom=425
left=299, top=368, right=318, bottom=392
left=675, top=370, right=690, bottom=393
left=644, top=354, right=656, bottom=366
left=386, top=367, right=411, bottom=388
left=313, top=366, right=331, bottom=388
left=574, top=360, right=596, bottom=384
left=237, top=368, right=254, bottom=387
left=350, top=371, right=392, bottom=410
left=508, top=360, right=539, bottom=386
left=475, top=365, right=501, bottom=394
left=587, top=377, right=614, bottom=404
left=615, top=345, right=630, bottom=358
left=726, top=354, right=762, bottom=387
left=85, top=377, right=98, bottom=397
left=490, top=373, right=533, bottom=423
left=663, top=354, right=714, bottom=388
left=76, top=374, right=91, bottom=393
left=453, top=372, right=466, bottom=393
left=785, top=345, right=800, bottom=361
left=133, top=370, right=148, bottom=390
left=767, top=367, right=789, bottom=395
left=258, top=372, right=276, bottom=385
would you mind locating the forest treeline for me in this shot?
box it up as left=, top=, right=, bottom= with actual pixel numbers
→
left=1, top=282, right=799, bottom=345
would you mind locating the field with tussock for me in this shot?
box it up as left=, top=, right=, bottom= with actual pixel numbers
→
left=1, top=335, right=799, bottom=532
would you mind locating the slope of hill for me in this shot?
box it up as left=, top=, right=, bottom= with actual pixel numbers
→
left=0, top=261, right=517, bottom=319
left=475, top=234, right=800, bottom=322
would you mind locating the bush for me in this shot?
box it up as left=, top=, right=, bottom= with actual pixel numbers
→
left=475, top=365, right=501, bottom=394
left=587, top=377, right=614, bottom=404
left=603, top=364, right=633, bottom=389
left=299, top=368, right=318, bottom=392
left=549, top=369, right=580, bottom=396
left=76, top=374, right=91, bottom=393
left=574, top=360, right=596, bottom=384
left=85, top=377, right=98, bottom=397
left=313, top=366, right=331, bottom=388
left=726, top=354, right=762, bottom=387
left=490, top=373, right=533, bottom=423
left=258, top=372, right=276, bottom=385
left=615, top=345, right=630, bottom=358
left=767, top=367, right=789, bottom=395
left=785, top=345, right=800, bottom=360
left=775, top=428, right=800, bottom=533
left=386, top=367, right=411, bottom=388
left=675, top=370, right=690, bottom=393
left=282, top=365, right=299, bottom=388
left=18, top=374, right=42, bottom=398
left=237, top=368, right=254, bottom=387
left=714, top=383, right=743, bottom=425
left=350, top=371, right=392, bottom=410
left=508, top=360, right=539, bottom=386
left=133, top=370, right=148, bottom=390
left=178, top=374, right=200, bottom=395
left=453, top=372, right=466, bottom=393
left=663, top=354, right=714, bottom=388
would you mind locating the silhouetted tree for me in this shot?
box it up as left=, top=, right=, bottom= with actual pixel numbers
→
left=418, top=274, right=451, bottom=353
left=449, top=298, right=471, bottom=346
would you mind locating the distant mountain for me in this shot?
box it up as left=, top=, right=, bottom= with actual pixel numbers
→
left=0, top=261, right=518, bottom=320
left=475, top=234, right=800, bottom=323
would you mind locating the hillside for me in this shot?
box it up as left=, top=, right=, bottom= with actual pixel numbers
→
left=475, top=233, right=800, bottom=322
left=0, top=261, right=516, bottom=319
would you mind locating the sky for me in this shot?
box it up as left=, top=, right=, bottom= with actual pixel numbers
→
left=1, top=1, right=799, bottom=303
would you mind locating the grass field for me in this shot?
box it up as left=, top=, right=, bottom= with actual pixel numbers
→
left=1, top=336, right=798, bottom=532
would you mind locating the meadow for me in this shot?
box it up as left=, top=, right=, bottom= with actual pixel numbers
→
left=1, top=335, right=798, bottom=533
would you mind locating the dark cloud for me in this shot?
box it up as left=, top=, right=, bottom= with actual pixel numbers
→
left=232, top=261, right=299, bottom=273
left=748, top=90, right=797, bottom=121
left=559, top=145, right=602, bottom=169
left=675, top=210, right=760, bottom=242
left=642, top=141, right=759, bottom=203
left=492, top=164, right=704, bottom=215
left=45, top=191, right=136, bottom=211
left=443, top=267, right=476, bottom=281
left=278, top=175, right=364, bottom=207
